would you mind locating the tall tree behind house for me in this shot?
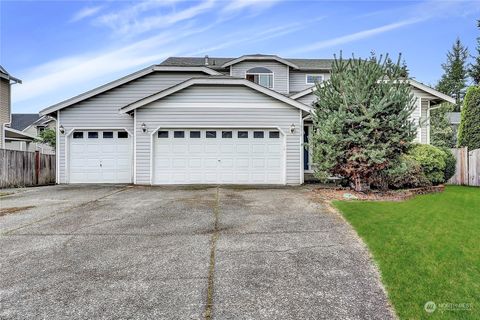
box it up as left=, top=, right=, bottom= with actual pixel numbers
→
left=436, top=38, right=469, bottom=111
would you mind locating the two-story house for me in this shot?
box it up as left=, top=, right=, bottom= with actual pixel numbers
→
left=5, top=113, right=56, bottom=153
left=39, top=54, right=454, bottom=185
left=0, top=66, right=40, bottom=150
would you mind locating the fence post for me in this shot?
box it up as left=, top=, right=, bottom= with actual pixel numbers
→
left=35, top=150, right=40, bottom=185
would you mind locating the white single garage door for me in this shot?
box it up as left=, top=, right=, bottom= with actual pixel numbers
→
left=154, top=129, right=284, bottom=184
left=69, top=130, right=133, bottom=183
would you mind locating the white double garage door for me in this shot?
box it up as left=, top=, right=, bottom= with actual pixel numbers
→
left=153, top=128, right=284, bottom=184
left=69, top=128, right=284, bottom=184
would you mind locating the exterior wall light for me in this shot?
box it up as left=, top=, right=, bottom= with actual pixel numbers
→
left=290, top=123, right=295, bottom=134
left=141, top=123, right=147, bottom=133
left=59, top=125, right=65, bottom=134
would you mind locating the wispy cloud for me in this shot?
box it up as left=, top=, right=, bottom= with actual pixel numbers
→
left=221, top=0, right=280, bottom=14
left=95, top=0, right=215, bottom=37
left=12, top=23, right=218, bottom=109
left=70, top=6, right=103, bottom=23
left=191, top=17, right=324, bottom=55
left=288, top=18, right=424, bottom=55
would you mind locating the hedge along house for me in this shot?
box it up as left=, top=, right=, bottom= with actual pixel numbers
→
left=40, top=55, right=454, bottom=185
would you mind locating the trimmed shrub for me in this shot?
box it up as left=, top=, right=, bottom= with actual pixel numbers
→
left=457, top=86, right=480, bottom=150
left=440, top=147, right=456, bottom=182
left=408, top=144, right=446, bottom=185
left=370, top=155, right=431, bottom=190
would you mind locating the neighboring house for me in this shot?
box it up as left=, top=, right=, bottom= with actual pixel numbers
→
left=0, top=66, right=35, bottom=149
left=446, top=111, right=461, bottom=143
left=39, top=54, right=454, bottom=185
left=5, top=113, right=56, bottom=153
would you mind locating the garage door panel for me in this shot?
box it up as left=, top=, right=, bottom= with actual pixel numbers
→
left=116, top=144, right=131, bottom=153
left=205, top=144, right=219, bottom=153
left=252, top=144, right=266, bottom=153
left=220, top=158, right=234, bottom=168
left=172, top=173, right=187, bottom=182
left=235, top=173, right=250, bottom=182
left=155, top=158, right=171, bottom=168
left=236, top=158, right=250, bottom=168
left=157, top=145, right=171, bottom=153
left=101, top=159, right=116, bottom=169
left=173, top=159, right=187, bottom=168
left=204, top=173, right=218, bottom=183
left=236, top=144, right=250, bottom=153
left=154, top=129, right=283, bottom=184
left=267, top=159, right=281, bottom=168
left=173, top=144, right=188, bottom=153
left=204, top=158, right=219, bottom=168
left=102, top=145, right=116, bottom=153
left=189, top=145, right=203, bottom=153
left=252, top=158, right=266, bottom=168
left=268, top=145, right=282, bottom=153
left=220, top=144, right=234, bottom=153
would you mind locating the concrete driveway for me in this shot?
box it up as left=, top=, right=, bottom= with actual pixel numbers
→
left=0, top=185, right=394, bottom=319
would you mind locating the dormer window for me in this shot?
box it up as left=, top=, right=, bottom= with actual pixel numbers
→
left=245, top=67, right=273, bottom=89
left=306, top=74, right=323, bottom=85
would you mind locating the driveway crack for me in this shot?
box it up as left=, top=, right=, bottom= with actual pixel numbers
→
left=203, top=186, right=220, bottom=320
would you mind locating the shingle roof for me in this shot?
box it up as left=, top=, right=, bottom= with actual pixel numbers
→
left=286, top=58, right=334, bottom=70
left=11, top=114, right=41, bottom=131
left=159, top=57, right=233, bottom=71
left=159, top=55, right=335, bottom=71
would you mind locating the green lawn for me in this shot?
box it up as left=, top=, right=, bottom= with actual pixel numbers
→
left=334, top=186, right=480, bottom=320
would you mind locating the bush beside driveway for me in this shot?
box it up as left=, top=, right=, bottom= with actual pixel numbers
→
left=0, top=185, right=394, bottom=319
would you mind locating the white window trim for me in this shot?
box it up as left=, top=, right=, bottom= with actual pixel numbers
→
left=245, top=71, right=274, bottom=89
left=305, top=74, right=324, bottom=85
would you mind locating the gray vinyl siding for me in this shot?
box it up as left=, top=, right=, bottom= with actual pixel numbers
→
left=409, top=89, right=435, bottom=144
left=0, top=78, right=11, bottom=148
left=230, top=61, right=289, bottom=94
left=289, top=71, right=329, bottom=93
left=420, top=99, right=429, bottom=144
left=135, top=85, right=302, bottom=185
left=296, top=92, right=317, bottom=106
left=57, top=71, right=204, bottom=183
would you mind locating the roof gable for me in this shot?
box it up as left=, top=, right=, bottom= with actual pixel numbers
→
left=289, top=79, right=455, bottom=105
left=40, top=66, right=222, bottom=115
left=120, top=77, right=311, bottom=114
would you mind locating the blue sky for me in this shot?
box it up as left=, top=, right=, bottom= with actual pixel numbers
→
left=1, top=0, right=478, bottom=113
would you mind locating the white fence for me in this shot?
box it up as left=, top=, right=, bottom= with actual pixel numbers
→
left=449, top=147, right=480, bottom=186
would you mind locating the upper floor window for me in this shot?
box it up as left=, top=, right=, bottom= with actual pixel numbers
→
left=306, top=74, right=323, bottom=85
left=246, top=67, right=273, bottom=89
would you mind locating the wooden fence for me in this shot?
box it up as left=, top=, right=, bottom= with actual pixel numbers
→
left=448, top=147, right=480, bottom=186
left=0, top=149, right=56, bottom=188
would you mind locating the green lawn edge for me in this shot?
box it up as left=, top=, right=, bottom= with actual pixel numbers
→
left=333, top=186, right=480, bottom=320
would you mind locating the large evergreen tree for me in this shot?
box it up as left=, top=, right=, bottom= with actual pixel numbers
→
left=430, top=103, right=456, bottom=148
left=470, top=20, right=480, bottom=84
left=436, top=38, right=469, bottom=111
left=457, top=86, right=480, bottom=150
left=310, top=53, right=417, bottom=191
